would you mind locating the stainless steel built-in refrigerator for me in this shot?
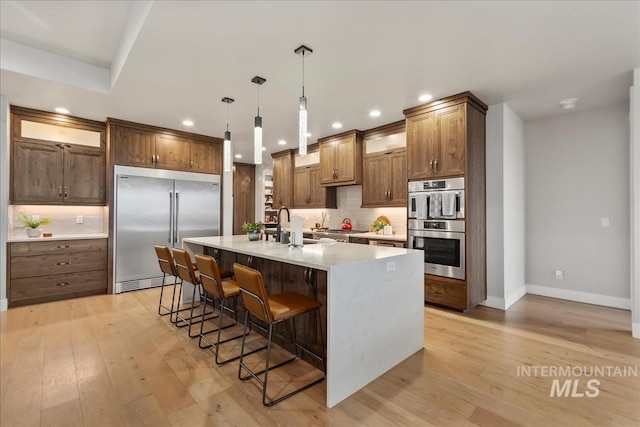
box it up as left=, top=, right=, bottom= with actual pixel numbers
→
left=114, top=167, right=220, bottom=293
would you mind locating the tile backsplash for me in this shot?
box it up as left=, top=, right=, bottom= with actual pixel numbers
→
left=291, top=185, right=407, bottom=234
left=8, top=205, right=107, bottom=238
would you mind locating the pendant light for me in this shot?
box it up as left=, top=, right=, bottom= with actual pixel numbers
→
left=221, top=97, right=234, bottom=172
left=252, top=76, right=266, bottom=165
left=295, top=44, right=312, bottom=155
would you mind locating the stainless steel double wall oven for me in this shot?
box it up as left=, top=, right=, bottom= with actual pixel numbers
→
left=408, top=177, right=465, bottom=280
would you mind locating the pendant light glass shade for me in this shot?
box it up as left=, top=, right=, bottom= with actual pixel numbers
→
left=223, top=130, right=231, bottom=172
left=295, top=45, right=312, bottom=156
left=252, top=76, right=266, bottom=165
left=299, top=95, right=307, bottom=155
left=221, top=97, right=234, bottom=172
left=254, top=115, right=262, bottom=165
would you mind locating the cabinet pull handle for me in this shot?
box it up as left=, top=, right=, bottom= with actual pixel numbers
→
left=55, top=261, right=71, bottom=266
left=55, top=282, right=71, bottom=287
left=55, top=245, right=71, bottom=249
left=190, top=160, right=194, bottom=168
left=434, top=159, right=438, bottom=172
left=64, top=186, right=68, bottom=198
left=429, top=160, right=434, bottom=172
left=58, top=186, right=63, bottom=198
left=152, top=154, right=155, bottom=164
left=156, top=155, right=159, bottom=164
left=388, top=190, right=392, bottom=200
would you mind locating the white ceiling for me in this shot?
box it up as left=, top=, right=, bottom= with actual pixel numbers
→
left=1, top=1, right=638, bottom=163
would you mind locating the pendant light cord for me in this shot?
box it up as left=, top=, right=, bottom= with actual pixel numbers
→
left=302, top=51, right=305, bottom=97
left=257, top=84, right=260, bottom=116
left=226, top=102, right=229, bottom=132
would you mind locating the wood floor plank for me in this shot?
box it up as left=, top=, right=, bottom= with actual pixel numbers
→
left=0, top=290, right=638, bottom=427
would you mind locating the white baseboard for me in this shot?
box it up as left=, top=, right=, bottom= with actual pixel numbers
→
left=526, top=284, right=631, bottom=310
left=480, top=296, right=506, bottom=310
left=504, top=286, right=527, bottom=310
left=0, top=298, right=7, bottom=312
left=633, top=323, right=640, bottom=339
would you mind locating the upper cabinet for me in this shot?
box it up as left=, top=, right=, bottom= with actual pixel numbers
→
left=109, top=119, right=222, bottom=174
left=362, top=121, right=407, bottom=208
left=271, top=150, right=294, bottom=208
left=404, top=92, right=485, bottom=180
left=318, top=130, right=363, bottom=186
left=10, top=107, right=106, bottom=205
left=292, top=149, right=337, bottom=209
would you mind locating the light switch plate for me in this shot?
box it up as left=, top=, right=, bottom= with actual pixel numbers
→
left=387, top=261, right=396, bottom=272
left=601, top=217, right=610, bottom=227
left=76, top=215, right=84, bottom=224
left=555, top=270, right=564, bottom=280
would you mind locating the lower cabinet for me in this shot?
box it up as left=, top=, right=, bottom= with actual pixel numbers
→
left=424, top=274, right=467, bottom=310
left=8, top=239, right=108, bottom=307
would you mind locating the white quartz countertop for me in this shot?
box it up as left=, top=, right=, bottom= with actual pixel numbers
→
left=348, top=232, right=408, bottom=242
left=7, top=233, right=108, bottom=242
left=183, top=235, right=418, bottom=271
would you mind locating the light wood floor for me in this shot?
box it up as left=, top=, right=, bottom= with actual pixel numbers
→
left=1, top=289, right=639, bottom=427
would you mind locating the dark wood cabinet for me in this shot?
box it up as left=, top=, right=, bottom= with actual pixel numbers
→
left=8, top=238, right=108, bottom=307
left=362, top=149, right=407, bottom=207
left=318, top=130, right=363, bottom=186
left=271, top=150, right=294, bottom=208
left=111, top=120, right=222, bottom=174
left=10, top=107, right=106, bottom=205
left=293, top=165, right=337, bottom=209
left=405, top=96, right=473, bottom=180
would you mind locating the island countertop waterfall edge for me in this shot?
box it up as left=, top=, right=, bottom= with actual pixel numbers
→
left=182, top=235, right=425, bottom=408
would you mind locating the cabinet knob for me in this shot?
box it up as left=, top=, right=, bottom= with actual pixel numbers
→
left=55, top=245, right=71, bottom=249
left=55, top=261, right=71, bottom=266
left=55, top=282, right=71, bottom=287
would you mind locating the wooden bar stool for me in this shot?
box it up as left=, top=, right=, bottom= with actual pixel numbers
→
left=195, top=253, right=258, bottom=364
left=233, top=262, right=326, bottom=407
left=153, top=245, right=180, bottom=317
left=172, top=248, right=216, bottom=338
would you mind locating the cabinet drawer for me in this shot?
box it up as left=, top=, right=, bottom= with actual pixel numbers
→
left=424, top=278, right=466, bottom=310
left=10, top=250, right=106, bottom=278
left=10, top=238, right=107, bottom=256
left=10, top=270, right=106, bottom=306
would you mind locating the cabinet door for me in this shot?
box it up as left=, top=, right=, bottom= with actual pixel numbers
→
left=362, top=153, right=389, bottom=207
left=319, top=141, right=336, bottom=184
left=114, top=126, right=155, bottom=167
left=406, top=112, right=435, bottom=179
left=293, top=167, right=311, bottom=207
left=155, top=134, right=191, bottom=171
left=334, top=135, right=356, bottom=182
left=272, top=154, right=293, bottom=208
left=435, top=104, right=465, bottom=177
left=308, top=166, right=326, bottom=207
left=190, top=139, right=221, bottom=174
left=63, top=146, right=105, bottom=204
left=389, top=150, right=408, bottom=206
left=12, top=140, right=64, bottom=203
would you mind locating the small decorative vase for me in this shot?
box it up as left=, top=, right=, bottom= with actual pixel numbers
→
left=25, top=228, right=42, bottom=238
left=247, top=230, right=260, bottom=241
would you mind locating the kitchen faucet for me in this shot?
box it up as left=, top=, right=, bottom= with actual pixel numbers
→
left=275, top=206, right=290, bottom=242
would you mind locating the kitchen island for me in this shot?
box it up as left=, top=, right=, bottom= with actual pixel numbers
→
left=182, top=235, right=423, bottom=408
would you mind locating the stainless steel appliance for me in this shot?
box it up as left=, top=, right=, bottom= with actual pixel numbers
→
left=114, top=166, right=220, bottom=293
left=310, top=229, right=369, bottom=242
left=368, top=239, right=406, bottom=248
left=408, top=177, right=464, bottom=219
left=408, top=219, right=465, bottom=280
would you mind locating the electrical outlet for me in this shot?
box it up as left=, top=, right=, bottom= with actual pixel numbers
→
left=76, top=215, right=84, bottom=224
left=601, top=217, right=610, bottom=227
left=555, top=270, right=564, bottom=280
left=387, top=261, right=396, bottom=272
left=32, top=214, right=40, bottom=221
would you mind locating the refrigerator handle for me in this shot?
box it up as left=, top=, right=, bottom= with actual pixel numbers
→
left=169, top=192, right=174, bottom=244
left=174, top=192, right=180, bottom=244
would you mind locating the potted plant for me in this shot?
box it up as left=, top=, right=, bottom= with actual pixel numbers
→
left=242, top=221, right=264, bottom=241
left=371, top=218, right=388, bottom=234
left=16, top=212, right=52, bottom=238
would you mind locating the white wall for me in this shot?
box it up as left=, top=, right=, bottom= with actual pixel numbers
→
left=484, top=103, right=526, bottom=310
left=0, top=96, right=9, bottom=311
left=525, top=103, right=631, bottom=308
left=631, top=68, right=640, bottom=338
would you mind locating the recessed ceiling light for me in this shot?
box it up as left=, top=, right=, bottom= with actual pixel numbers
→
left=182, top=119, right=194, bottom=127
left=55, top=107, right=69, bottom=114
left=559, top=98, right=578, bottom=110
left=332, top=122, right=343, bottom=129
left=369, top=110, right=381, bottom=117
left=278, top=140, right=287, bottom=145
left=261, top=147, right=267, bottom=151
left=234, top=154, right=242, bottom=159
left=418, top=94, right=433, bottom=102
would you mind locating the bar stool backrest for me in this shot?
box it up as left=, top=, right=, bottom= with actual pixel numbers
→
left=172, top=248, right=199, bottom=284
left=194, top=253, right=224, bottom=299
left=233, top=263, right=272, bottom=323
left=154, top=245, right=177, bottom=276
